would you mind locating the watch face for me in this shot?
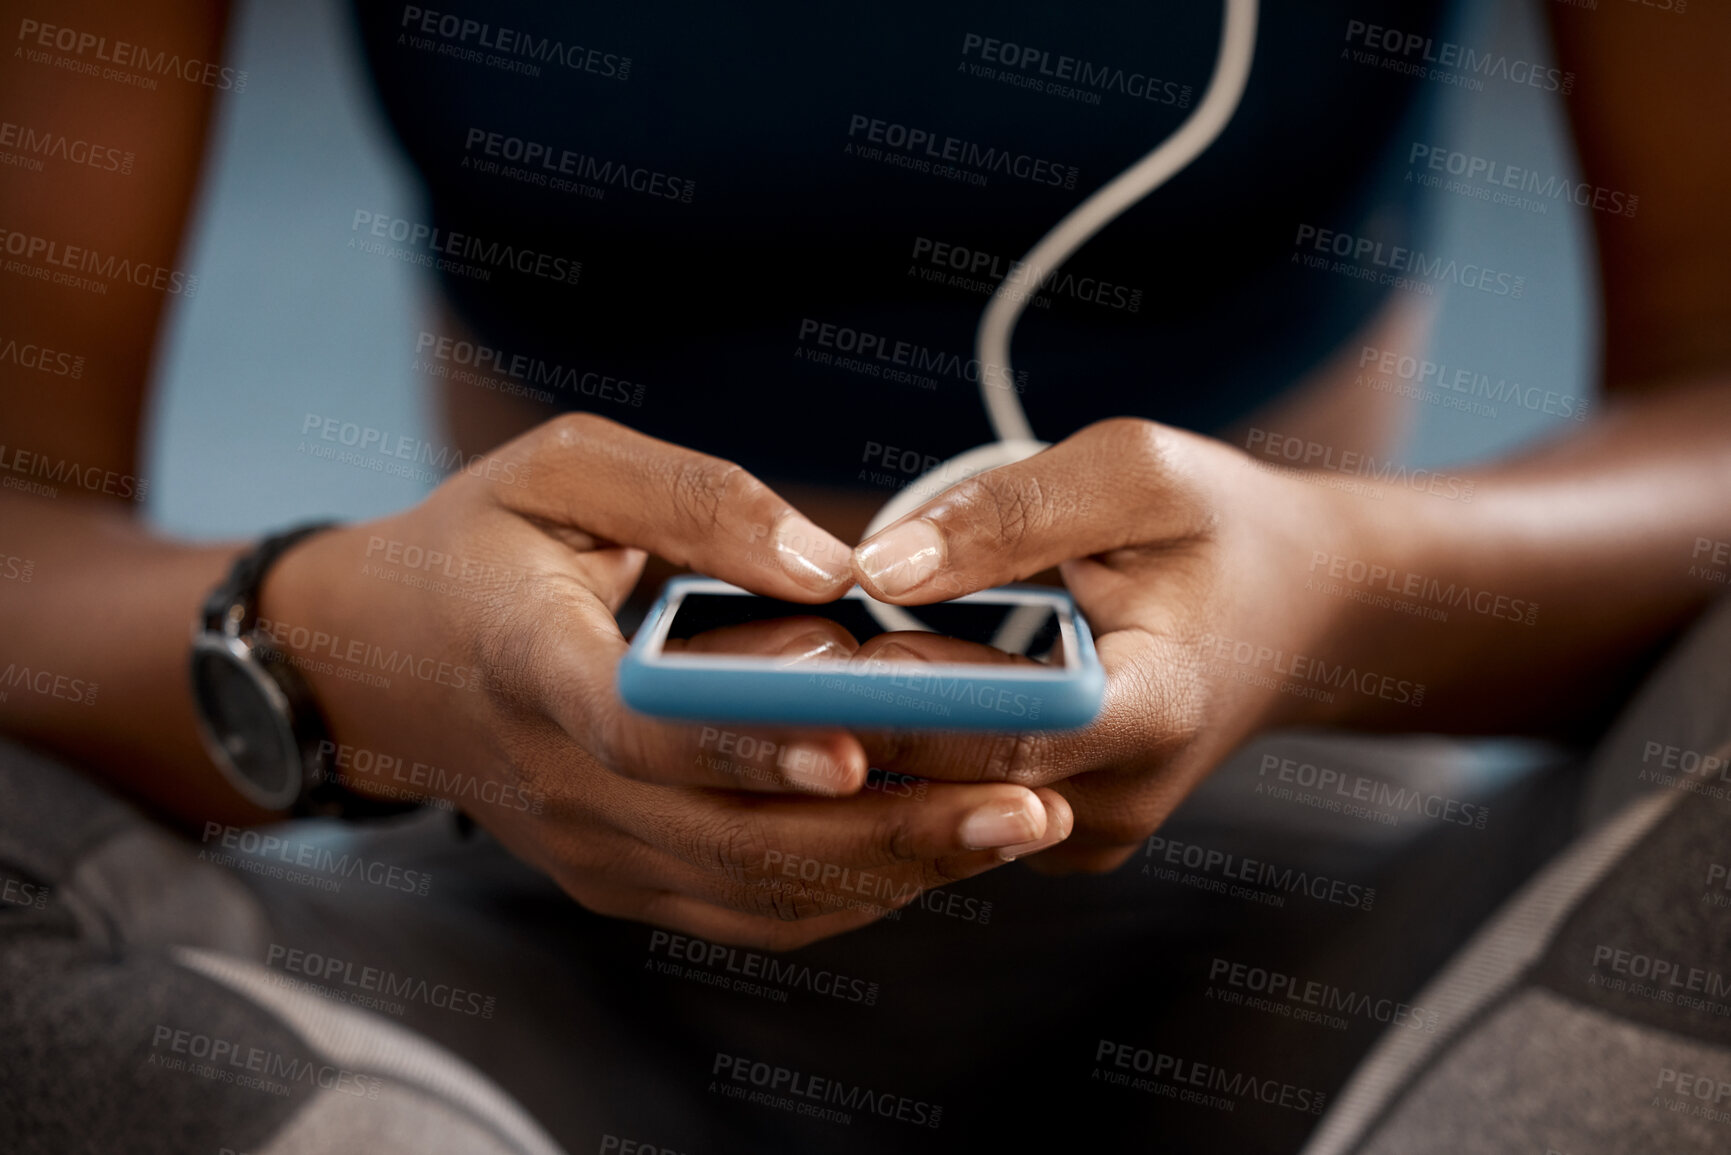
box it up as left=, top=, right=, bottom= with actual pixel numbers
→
left=190, top=636, right=302, bottom=809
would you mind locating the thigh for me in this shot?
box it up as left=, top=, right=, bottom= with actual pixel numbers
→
left=0, top=740, right=565, bottom=1155
left=231, top=741, right=1574, bottom=1155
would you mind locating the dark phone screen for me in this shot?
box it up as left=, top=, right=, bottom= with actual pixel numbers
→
left=660, top=594, right=1067, bottom=667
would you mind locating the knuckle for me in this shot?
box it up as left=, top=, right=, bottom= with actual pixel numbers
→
left=1094, top=418, right=1214, bottom=537
left=504, top=412, right=619, bottom=512
left=748, top=876, right=831, bottom=923
left=667, top=457, right=748, bottom=535
left=542, top=410, right=612, bottom=453
left=982, top=731, right=1051, bottom=786
left=1109, top=420, right=1171, bottom=492
left=864, top=732, right=909, bottom=776
left=471, top=598, right=570, bottom=718
left=1091, top=416, right=1162, bottom=477
left=1112, top=628, right=1208, bottom=766
left=580, top=698, right=636, bottom=778
left=967, top=470, right=1052, bottom=552
left=707, top=814, right=772, bottom=884
left=879, top=814, right=920, bottom=864
left=1089, top=415, right=1156, bottom=441
left=1090, top=416, right=1164, bottom=466
left=1151, top=641, right=1210, bottom=760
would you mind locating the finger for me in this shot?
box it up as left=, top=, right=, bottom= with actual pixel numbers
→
left=636, top=779, right=1065, bottom=893
left=985, top=786, right=1075, bottom=861
left=1023, top=766, right=1194, bottom=875
left=604, top=701, right=869, bottom=796
left=574, top=546, right=649, bottom=617
left=857, top=627, right=1185, bottom=787
left=497, top=412, right=854, bottom=600
left=664, top=614, right=859, bottom=663
left=850, top=417, right=1214, bottom=604
left=583, top=707, right=869, bottom=795
left=547, top=794, right=979, bottom=926
left=486, top=584, right=868, bottom=794
left=631, top=788, right=1071, bottom=922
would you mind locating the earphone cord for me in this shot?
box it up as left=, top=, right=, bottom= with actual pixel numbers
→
left=861, top=0, right=1260, bottom=551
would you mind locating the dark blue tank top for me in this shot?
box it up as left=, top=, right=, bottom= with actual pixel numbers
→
left=352, top=0, right=1448, bottom=486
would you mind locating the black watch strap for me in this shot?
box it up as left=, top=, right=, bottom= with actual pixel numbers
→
left=203, top=521, right=337, bottom=635
left=204, top=521, right=418, bottom=821
left=299, top=756, right=425, bottom=821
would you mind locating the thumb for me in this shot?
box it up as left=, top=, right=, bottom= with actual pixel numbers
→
left=850, top=418, right=1211, bottom=604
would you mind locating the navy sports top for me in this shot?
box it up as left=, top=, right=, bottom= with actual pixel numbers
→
left=352, top=0, right=1449, bottom=488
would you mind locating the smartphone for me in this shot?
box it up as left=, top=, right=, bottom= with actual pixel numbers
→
left=617, top=576, right=1104, bottom=730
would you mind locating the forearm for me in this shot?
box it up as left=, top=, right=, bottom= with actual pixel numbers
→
left=0, top=492, right=266, bottom=826
left=1314, top=378, right=1731, bottom=736
left=0, top=0, right=255, bottom=823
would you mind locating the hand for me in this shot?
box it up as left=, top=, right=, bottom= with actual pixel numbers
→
left=849, top=418, right=1386, bottom=874
left=263, top=413, right=1071, bottom=947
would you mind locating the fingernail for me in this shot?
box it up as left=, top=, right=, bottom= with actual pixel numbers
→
left=780, top=741, right=853, bottom=794
left=996, top=804, right=1071, bottom=861
left=774, top=512, right=850, bottom=590
left=855, top=519, right=944, bottom=598
left=777, top=630, right=849, bottom=664
left=958, top=795, right=1042, bottom=850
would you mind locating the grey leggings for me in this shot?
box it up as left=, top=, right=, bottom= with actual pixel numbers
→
left=4, top=597, right=1729, bottom=1154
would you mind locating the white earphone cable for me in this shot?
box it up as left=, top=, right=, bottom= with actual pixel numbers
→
left=862, top=0, right=1259, bottom=549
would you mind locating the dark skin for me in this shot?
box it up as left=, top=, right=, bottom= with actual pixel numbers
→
left=2, top=0, right=1727, bottom=943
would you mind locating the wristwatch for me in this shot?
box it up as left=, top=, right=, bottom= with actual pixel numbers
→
left=188, top=522, right=417, bottom=819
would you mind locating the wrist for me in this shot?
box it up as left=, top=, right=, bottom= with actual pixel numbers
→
left=1276, top=480, right=1447, bottom=728
left=253, top=522, right=410, bottom=808
left=1227, top=464, right=1435, bottom=731
left=256, top=517, right=500, bottom=813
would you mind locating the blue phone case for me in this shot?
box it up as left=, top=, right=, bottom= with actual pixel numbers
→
left=617, top=577, right=1105, bottom=731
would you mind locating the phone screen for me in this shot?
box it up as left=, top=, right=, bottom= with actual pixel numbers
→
left=659, top=593, right=1070, bottom=667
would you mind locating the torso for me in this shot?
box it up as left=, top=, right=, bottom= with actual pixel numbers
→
left=355, top=0, right=1449, bottom=487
